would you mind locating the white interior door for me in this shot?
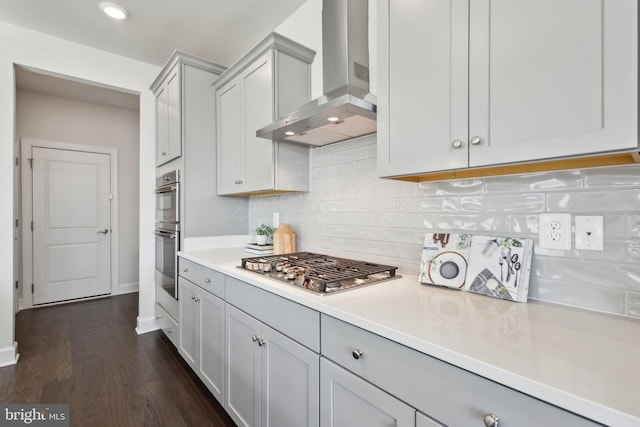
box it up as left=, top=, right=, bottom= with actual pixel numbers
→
left=32, top=147, right=112, bottom=305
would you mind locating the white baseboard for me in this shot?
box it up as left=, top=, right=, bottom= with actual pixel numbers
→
left=118, top=282, right=139, bottom=295
left=0, top=342, right=19, bottom=367
left=135, top=315, right=160, bottom=335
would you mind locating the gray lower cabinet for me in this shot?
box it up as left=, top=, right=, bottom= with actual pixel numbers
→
left=320, top=357, right=415, bottom=427
left=225, top=303, right=319, bottom=427
left=178, top=277, right=225, bottom=403
left=321, top=314, right=600, bottom=427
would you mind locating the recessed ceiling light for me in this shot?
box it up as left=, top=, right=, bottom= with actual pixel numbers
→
left=99, top=2, right=130, bottom=20
left=285, top=131, right=296, bottom=136
left=327, top=116, right=340, bottom=122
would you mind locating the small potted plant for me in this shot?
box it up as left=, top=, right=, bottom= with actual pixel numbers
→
left=254, top=224, right=274, bottom=246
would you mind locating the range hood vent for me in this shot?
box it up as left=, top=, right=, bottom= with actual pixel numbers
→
left=256, top=0, right=376, bottom=146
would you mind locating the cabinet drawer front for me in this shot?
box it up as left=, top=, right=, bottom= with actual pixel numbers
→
left=321, top=315, right=601, bottom=427
left=226, top=276, right=320, bottom=352
left=178, top=257, right=225, bottom=298
left=156, top=304, right=179, bottom=348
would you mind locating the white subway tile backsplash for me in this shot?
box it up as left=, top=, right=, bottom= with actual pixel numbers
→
left=583, top=164, right=640, bottom=188
left=529, top=278, right=626, bottom=315
left=418, top=179, right=484, bottom=196
left=484, top=170, right=583, bottom=193
left=547, top=189, right=640, bottom=212
left=629, top=215, right=640, bottom=239
left=460, top=194, right=545, bottom=213
left=626, top=291, right=640, bottom=318
left=249, top=137, right=640, bottom=319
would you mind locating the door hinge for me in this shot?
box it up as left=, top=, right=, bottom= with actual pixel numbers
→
left=15, top=157, right=19, bottom=167
left=30, top=221, right=34, bottom=231
left=109, top=193, right=113, bottom=200
left=27, top=158, right=33, bottom=169
left=15, top=219, right=18, bottom=228
left=15, top=280, right=19, bottom=290
left=31, top=283, right=34, bottom=293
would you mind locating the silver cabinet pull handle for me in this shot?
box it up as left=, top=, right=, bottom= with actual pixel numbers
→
left=194, top=296, right=200, bottom=302
left=258, top=338, right=265, bottom=347
left=352, top=349, right=363, bottom=360
left=191, top=295, right=196, bottom=300
left=234, top=179, right=244, bottom=184
left=470, top=135, right=482, bottom=145
left=205, top=278, right=211, bottom=284
left=166, top=328, right=174, bottom=333
left=252, top=335, right=259, bottom=342
left=451, top=139, right=463, bottom=149
left=97, top=229, right=109, bottom=234
left=483, top=414, right=499, bottom=427
left=183, top=268, right=188, bottom=273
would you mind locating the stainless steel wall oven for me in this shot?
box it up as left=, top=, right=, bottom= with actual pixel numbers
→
left=155, top=170, right=180, bottom=318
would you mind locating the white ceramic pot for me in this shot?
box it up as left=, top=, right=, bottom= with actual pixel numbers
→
left=256, top=235, right=268, bottom=245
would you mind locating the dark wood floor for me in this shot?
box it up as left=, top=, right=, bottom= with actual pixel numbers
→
left=0, top=293, right=237, bottom=427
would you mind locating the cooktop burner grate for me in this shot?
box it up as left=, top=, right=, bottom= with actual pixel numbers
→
left=240, top=252, right=399, bottom=294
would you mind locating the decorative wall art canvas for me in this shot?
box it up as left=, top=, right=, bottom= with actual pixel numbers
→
left=419, top=233, right=533, bottom=302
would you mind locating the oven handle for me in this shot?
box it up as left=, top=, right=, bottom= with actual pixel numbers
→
left=155, top=183, right=178, bottom=193
left=155, top=230, right=176, bottom=239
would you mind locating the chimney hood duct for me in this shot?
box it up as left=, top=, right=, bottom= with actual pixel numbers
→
left=256, top=0, right=376, bottom=146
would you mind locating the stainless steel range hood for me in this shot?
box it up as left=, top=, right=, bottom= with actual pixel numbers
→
left=256, top=0, right=376, bottom=146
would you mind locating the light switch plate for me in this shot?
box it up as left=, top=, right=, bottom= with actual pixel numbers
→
left=575, top=216, right=604, bottom=251
left=539, top=213, right=572, bottom=250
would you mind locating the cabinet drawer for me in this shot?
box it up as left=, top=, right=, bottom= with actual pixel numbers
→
left=156, top=304, right=179, bottom=348
left=178, top=257, right=225, bottom=298
left=321, top=315, right=601, bottom=427
left=226, top=276, right=320, bottom=352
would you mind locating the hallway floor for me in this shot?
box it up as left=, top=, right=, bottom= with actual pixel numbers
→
left=0, top=293, right=236, bottom=427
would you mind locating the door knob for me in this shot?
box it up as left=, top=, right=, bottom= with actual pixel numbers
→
left=96, top=229, right=109, bottom=234
left=451, top=139, right=463, bottom=149
left=483, top=414, right=499, bottom=427
left=470, top=136, right=482, bottom=145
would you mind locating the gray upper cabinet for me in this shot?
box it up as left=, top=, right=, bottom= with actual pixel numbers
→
left=154, top=62, right=181, bottom=166
left=151, top=51, right=249, bottom=239
left=215, top=33, right=315, bottom=196
left=152, top=52, right=226, bottom=167
left=377, top=0, right=639, bottom=179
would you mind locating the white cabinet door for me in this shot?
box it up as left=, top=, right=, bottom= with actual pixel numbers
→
left=156, top=63, right=181, bottom=166
left=225, top=303, right=320, bottom=427
left=165, top=66, right=182, bottom=162
left=217, top=80, right=244, bottom=195
left=468, top=0, right=638, bottom=167
left=155, top=84, right=169, bottom=166
left=243, top=53, right=275, bottom=193
left=377, top=0, right=469, bottom=177
left=416, top=412, right=444, bottom=427
left=226, top=305, right=261, bottom=427
left=261, top=323, right=319, bottom=427
left=378, top=0, right=638, bottom=178
left=178, top=278, right=198, bottom=370
left=320, top=358, right=415, bottom=427
left=199, top=288, right=225, bottom=403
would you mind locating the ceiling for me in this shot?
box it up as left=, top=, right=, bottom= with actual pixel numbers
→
left=0, top=0, right=308, bottom=67
left=4, top=0, right=308, bottom=109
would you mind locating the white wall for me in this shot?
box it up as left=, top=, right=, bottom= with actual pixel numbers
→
left=16, top=90, right=140, bottom=293
left=0, top=21, right=159, bottom=367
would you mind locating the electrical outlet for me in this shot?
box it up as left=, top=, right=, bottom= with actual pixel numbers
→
left=539, top=213, right=571, bottom=250
left=575, top=216, right=604, bottom=251
left=273, top=212, right=280, bottom=228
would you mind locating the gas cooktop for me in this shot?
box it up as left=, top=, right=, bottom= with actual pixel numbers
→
left=240, top=252, right=400, bottom=294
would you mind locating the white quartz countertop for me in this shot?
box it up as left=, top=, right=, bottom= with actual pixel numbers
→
left=179, top=248, right=640, bottom=427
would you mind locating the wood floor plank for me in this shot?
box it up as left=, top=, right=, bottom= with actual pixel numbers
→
left=0, top=293, right=237, bottom=427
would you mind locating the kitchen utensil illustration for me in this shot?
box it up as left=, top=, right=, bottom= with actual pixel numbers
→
left=469, top=268, right=513, bottom=300
left=514, top=261, right=521, bottom=286
left=482, top=238, right=499, bottom=257
left=433, top=233, right=450, bottom=248
left=428, top=251, right=468, bottom=288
